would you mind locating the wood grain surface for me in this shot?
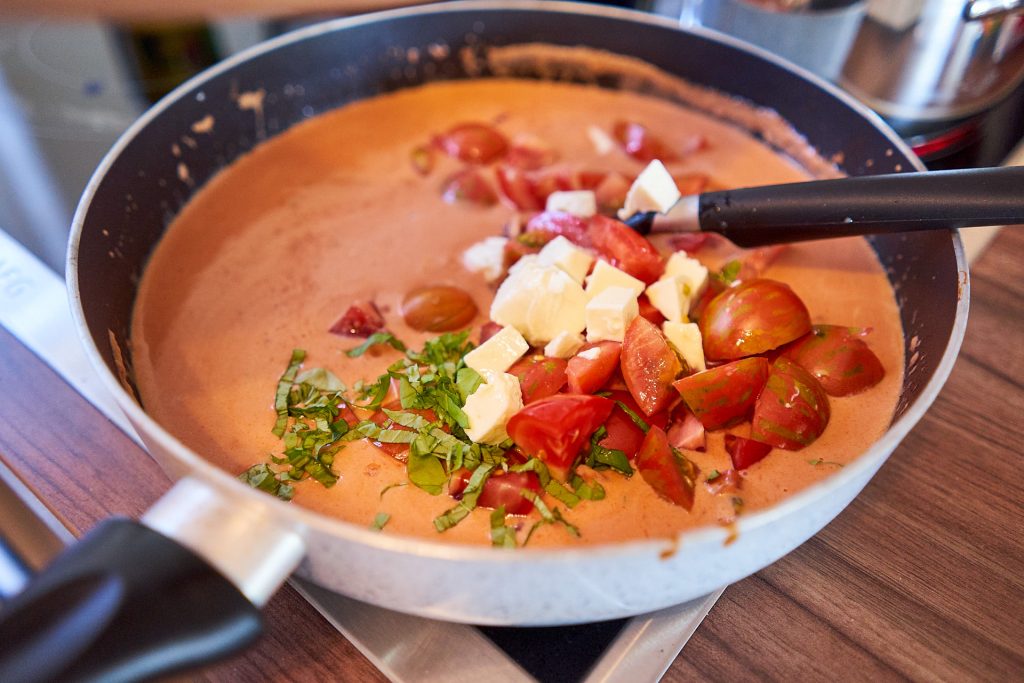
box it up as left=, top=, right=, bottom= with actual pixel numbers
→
left=0, top=229, right=1020, bottom=682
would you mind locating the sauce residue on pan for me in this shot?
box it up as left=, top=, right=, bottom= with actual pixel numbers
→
left=131, top=79, right=903, bottom=547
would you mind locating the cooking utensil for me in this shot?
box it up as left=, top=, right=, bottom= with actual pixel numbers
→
left=624, top=166, right=1024, bottom=245
left=0, top=2, right=969, bottom=680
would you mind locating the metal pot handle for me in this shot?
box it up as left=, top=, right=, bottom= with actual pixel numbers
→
left=964, top=0, right=1024, bottom=21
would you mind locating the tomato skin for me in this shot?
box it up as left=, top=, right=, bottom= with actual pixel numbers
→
left=666, top=405, right=706, bottom=451
left=496, top=164, right=544, bottom=210
left=782, top=325, right=885, bottom=396
left=751, top=357, right=831, bottom=450
left=636, top=426, right=698, bottom=510
left=672, top=357, right=770, bottom=431
left=434, top=123, right=508, bottom=164
left=566, top=341, right=622, bottom=394
left=725, top=435, right=772, bottom=470
left=508, top=355, right=569, bottom=404
left=699, top=279, right=812, bottom=361
left=587, top=216, right=665, bottom=284
left=525, top=211, right=592, bottom=248
left=441, top=168, right=498, bottom=206
left=448, top=469, right=542, bottom=515
left=621, top=316, right=683, bottom=416
left=329, top=300, right=385, bottom=337
left=612, top=121, right=678, bottom=163
left=599, top=391, right=668, bottom=460
left=507, top=394, right=615, bottom=471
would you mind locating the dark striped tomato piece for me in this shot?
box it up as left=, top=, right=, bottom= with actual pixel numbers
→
left=621, top=316, right=683, bottom=416
left=699, top=279, right=811, bottom=361
left=751, top=357, right=831, bottom=450
left=672, top=357, right=770, bottom=431
left=508, top=355, right=568, bottom=404
left=725, top=434, right=772, bottom=470
left=587, top=215, right=665, bottom=284
left=636, top=425, right=699, bottom=510
left=782, top=325, right=885, bottom=396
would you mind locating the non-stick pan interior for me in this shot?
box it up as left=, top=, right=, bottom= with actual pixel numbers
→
left=72, top=4, right=963, bottom=428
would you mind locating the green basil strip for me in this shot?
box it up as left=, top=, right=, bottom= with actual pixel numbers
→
left=407, top=436, right=448, bottom=496
left=614, top=401, right=651, bottom=434
left=345, top=332, right=407, bottom=358
left=434, top=463, right=495, bottom=531
left=383, top=409, right=431, bottom=431
left=370, top=512, right=391, bottom=531
left=456, top=367, right=483, bottom=402
left=569, top=474, right=606, bottom=501
left=272, top=349, right=305, bottom=437
left=489, top=506, right=517, bottom=549
left=238, top=464, right=294, bottom=501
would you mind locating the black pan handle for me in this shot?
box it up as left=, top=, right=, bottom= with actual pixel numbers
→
left=697, top=166, right=1024, bottom=247
left=0, top=518, right=262, bottom=683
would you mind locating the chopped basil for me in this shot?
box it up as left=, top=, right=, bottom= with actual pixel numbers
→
left=456, top=367, right=483, bottom=401
left=510, top=458, right=582, bottom=508
left=584, top=428, right=633, bottom=476
left=489, top=506, right=517, bottom=548
left=808, top=458, right=844, bottom=468
left=434, top=463, right=494, bottom=531
left=370, top=512, right=391, bottom=531
left=382, top=408, right=431, bottom=431
left=719, top=259, right=742, bottom=284
left=379, top=482, right=407, bottom=499
left=706, top=469, right=721, bottom=482
left=295, top=367, right=345, bottom=392
left=614, top=401, right=650, bottom=434
left=521, top=491, right=579, bottom=545
left=407, top=436, right=448, bottom=495
left=273, top=349, right=306, bottom=437
left=239, top=464, right=294, bottom=501
left=345, top=332, right=408, bottom=358
left=570, top=473, right=606, bottom=501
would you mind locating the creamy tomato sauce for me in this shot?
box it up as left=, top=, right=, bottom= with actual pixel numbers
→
left=131, top=79, right=903, bottom=547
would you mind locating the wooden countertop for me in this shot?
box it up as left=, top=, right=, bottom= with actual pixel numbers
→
left=0, top=229, right=1021, bottom=681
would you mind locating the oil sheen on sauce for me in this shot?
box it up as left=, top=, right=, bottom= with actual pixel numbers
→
left=131, top=79, right=904, bottom=547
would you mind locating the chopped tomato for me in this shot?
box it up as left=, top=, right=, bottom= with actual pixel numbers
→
left=434, top=122, right=508, bottom=164
left=621, top=316, right=682, bottom=416
left=441, top=168, right=498, bottom=206
left=636, top=426, right=698, bottom=510
left=599, top=390, right=668, bottom=460
left=502, top=230, right=553, bottom=269
left=506, top=134, right=557, bottom=170
left=479, top=322, right=503, bottom=344
left=637, top=294, right=666, bottom=326
left=329, top=300, right=385, bottom=337
left=699, top=279, right=811, bottom=361
left=666, top=406, right=706, bottom=451
left=567, top=341, right=622, bottom=394
left=530, top=167, right=578, bottom=203
left=507, top=394, right=615, bottom=472
left=448, top=469, right=542, bottom=515
left=706, top=468, right=741, bottom=495
left=782, top=325, right=885, bottom=396
left=725, top=435, right=772, bottom=470
left=672, top=357, right=770, bottom=430
left=672, top=172, right=709, bottom=196
left=612, top=121, right=679, bottom=163
left=509, top=355, right=569, bottom=404
left=587, top=215, right=665, bottom=284
left=525, top=211, right=591, bottom=248
left=496, top=164, right=544, bottom=210
left=751, top=357, right=831, bottom=450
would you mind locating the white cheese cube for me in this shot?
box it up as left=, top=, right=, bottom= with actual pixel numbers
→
left=545, top=190, right=597, bottom=218
left=537, top=236, right=594, bottom=284
left=663, top=321, right=706, bottom=372
left=586, top=286, right=640, bottom=342
left=544, top=331, right=585, bottom=359
left=463, top=370, right=524, bottom=445
left=645, top=276, right=691, bottom=323
left=463, top=325, right=529, bottom=375
left=585, top=260, right=645, bottom=301
left=663, top=252, right=709, bottom=308
left=491, top=259, right=587, bottom=345
left=619, top=160, right=681, bottom=219
left=587, top=125, right=615, bottom=155
left=461, top=236, right=508, bottom=283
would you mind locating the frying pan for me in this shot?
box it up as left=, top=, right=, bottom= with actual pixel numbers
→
left=0, top=2, right=968, bottom=680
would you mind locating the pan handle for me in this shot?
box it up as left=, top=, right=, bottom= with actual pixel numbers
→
left=0, top=477, right=306, bottom=682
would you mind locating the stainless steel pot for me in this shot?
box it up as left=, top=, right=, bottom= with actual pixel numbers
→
left=0, top=3, right=968, bottom=681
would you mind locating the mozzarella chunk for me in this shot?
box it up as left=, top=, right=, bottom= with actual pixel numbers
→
left=544, top=331, right=585, bottom=359
left=463, top=370, right=524, bottom=445
left=491, top=258, right=587, bottom=345
left=461, top=236, right=508, bottom=283
left=619, top=160, right=681, bottom=219
left=585, top=260, right=645, bottom=300
left=586, top=286, right=640, bottom=342
left=645, top=276, right=691, bottom=323
left=464, top=325, right=529, bottom=374
left=537, top=235, right=594, bottom=284
left=663, top=321, right=706, bottom=372
left=663, top=252, right=709, bottom=306
left=545, top=190, right=597, bottom=218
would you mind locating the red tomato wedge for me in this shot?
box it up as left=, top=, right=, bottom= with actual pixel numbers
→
left=699, top=279, right=812, bottom=361
left=448, top=469, right=542, bottom=515
left=329, top=300, right=385, bottom=337
left=725, top=435, right=772, bottom=470
left=636, top=426, right=698, bottom=510
left=612, top=121, right=679, bottom=163
left=567, top=341, right=622, bottom=394
left=666, top=405, right=706, bottom=451
left=587, top=215, right=665, bottom=284
left=751, top=357, right=831, bottom=450
left=637, top=294, right=666, bottom=326
left=441, top=169, right=498, bottom=206
left=507, top=394, right=614, bottom=471
left=508, top=355, right=569, bottom=404
left=525, top=211, right=592, bottom=248
left=782, top=325, right=885, bottom=396
left=434, top=122, right=508, bottom=164
left=621, top=316, right=683, bottom=416
left=672, top=357, right=770, bottom=431
left=495, top=164, right=544, bottom=210
left=599, top=391, right=668, bottom=460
